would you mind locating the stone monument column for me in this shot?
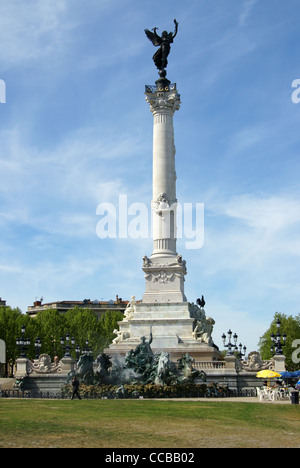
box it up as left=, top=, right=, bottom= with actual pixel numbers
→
left=105, top=21, right=220, bottom=362
left=142, top=84, right=187, bottom=304
left=148, top=87, right=179, bottom=257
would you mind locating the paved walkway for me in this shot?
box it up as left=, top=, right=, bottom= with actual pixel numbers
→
left=154, top=397, right=293, bottom=404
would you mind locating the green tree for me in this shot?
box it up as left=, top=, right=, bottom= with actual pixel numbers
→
left=258, top=312, right=300, bottom=371
left=34, top=309, right=66, bottom=359
left=98, top=310, right=124, bottom=352
left=0, top=306, right=23, bottom=365
left=0, top=306, right=40, bottom=374
left=0, top=305, right=124, bottom=369
left=64, top=307, right=103, bottom=358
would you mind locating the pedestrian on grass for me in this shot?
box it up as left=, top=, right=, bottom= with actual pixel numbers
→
left=71, top=376, right=81, bottom=400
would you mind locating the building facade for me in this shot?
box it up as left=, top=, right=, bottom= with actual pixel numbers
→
left=26, top=295, right=129, bottom=319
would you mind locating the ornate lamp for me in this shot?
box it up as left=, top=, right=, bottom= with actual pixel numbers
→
left=16, top=325, right=31, bottom=358
left=60, top=333, right=75, bottom=358
left=34, top=337, right=42, bottom=359
left=271, top=319, right=287, bottom=355
left=222, top=329, right=238, bottom=356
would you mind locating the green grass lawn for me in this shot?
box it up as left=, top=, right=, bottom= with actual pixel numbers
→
left=0, top=399, right=299, bottom=448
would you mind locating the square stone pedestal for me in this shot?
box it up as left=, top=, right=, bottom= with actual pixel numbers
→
left=105, top=302, right=221, bottom=362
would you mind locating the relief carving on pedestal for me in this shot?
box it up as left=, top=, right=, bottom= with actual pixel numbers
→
left=28, top=354, right=62, bottom=374
left=238, top=351, right=274, bottom=372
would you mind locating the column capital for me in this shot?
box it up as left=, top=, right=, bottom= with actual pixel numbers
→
left=145, top=89, right=181, bottom=115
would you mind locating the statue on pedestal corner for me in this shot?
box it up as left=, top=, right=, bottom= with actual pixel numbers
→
left=125, top=327, right=154, bottom=381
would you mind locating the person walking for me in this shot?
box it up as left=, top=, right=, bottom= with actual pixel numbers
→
left=71, top=376, right=81, bottom=400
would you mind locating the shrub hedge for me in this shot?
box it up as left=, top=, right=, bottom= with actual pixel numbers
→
left=62, top=383, right=209, bottom=399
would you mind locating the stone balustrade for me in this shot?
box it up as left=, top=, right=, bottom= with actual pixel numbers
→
left=194, top=361, right=226, bottom=370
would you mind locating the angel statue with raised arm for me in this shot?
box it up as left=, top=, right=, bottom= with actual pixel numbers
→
left=145, top=19, right=178, bottom=72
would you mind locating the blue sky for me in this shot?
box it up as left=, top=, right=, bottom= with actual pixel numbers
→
left=0, top=0, right=300, bottom=352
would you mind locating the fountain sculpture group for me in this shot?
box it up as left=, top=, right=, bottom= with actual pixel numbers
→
left=66, top=335, right=206, bottom=389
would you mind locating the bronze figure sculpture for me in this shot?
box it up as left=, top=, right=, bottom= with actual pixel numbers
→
left=145, top=19, right=178, bottom=72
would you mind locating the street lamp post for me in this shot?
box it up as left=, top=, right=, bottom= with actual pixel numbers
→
left=60, top=333, right=75, bottom=358
left=16, top=325, right=31, bottom=358
left=221, top=330, right=238, bottom=356
left=34, top=337, right=42, bottom=359
left=236, top=343, right=247, bottom=360
left=271, top=319, right=287, bottom=355
left=82, top=339, right=92, bottom=357
left=75, top=344, right=81, bottom=361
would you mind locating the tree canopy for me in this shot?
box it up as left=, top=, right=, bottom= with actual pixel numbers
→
left=258, top=312, right=300, bottom=371
left=0, top=305, right=123, bottom=366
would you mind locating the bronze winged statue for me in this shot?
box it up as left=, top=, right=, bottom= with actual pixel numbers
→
left=145, top=19, right=178, bottom=72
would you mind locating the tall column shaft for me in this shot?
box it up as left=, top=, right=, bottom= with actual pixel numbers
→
left=143, top=86, right=187, bottom=303
left=152, top=109, right=176, bottom=203
left=146, top=89, right=181, bottom=258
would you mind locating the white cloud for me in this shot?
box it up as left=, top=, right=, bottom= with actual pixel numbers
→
left=225, top=126, right=265, bottom=157
left=221, top=194, right=300, bottom=233
left=239, top=0, right=259, bottom=26
left=0, top=121, right=147, bottom=228
left=0, top=0, right=73, bottom=67
left=204, top=194, right=300, bottom=274
left=193, top=193, right=300, bottom=317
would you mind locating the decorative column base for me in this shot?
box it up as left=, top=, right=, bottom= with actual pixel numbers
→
left=224, top=355, right=238, bottom=372
left=142, top=254, right=187, bottom=303
left=15, top=358, right=30, bottom=378
left=273, top=355, right=286, bottom=372
left=60, top=356, right=76, bottom=374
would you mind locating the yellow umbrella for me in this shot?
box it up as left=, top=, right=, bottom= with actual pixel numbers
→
left=256, top=370, right=281, bottom=379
